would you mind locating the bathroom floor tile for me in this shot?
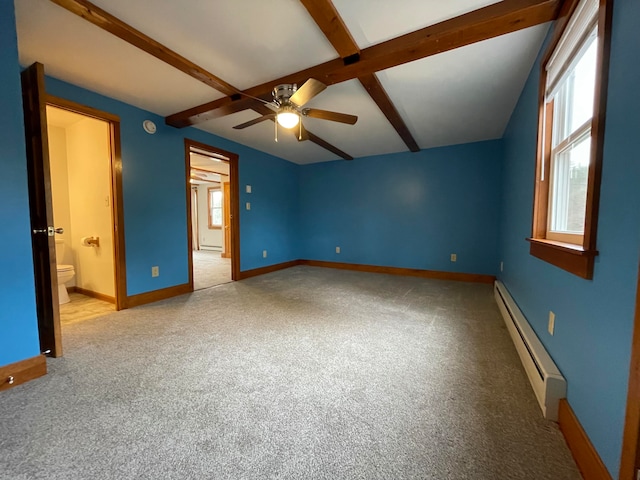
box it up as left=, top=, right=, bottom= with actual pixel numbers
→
left=60, top=293, right=115, bottom=325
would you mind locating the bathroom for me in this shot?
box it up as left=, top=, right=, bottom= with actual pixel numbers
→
left=47, top=105, right=116, bottom=318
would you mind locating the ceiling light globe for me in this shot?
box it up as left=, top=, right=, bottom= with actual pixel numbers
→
left=277, top=111, right=299, bottom=129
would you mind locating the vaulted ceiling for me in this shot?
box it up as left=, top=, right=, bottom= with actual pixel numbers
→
left=15, top=0, right=558, bottom=165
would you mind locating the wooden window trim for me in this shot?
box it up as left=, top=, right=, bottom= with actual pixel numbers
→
left=528, top=0, right=612, bottom=280
left=207, top=187, right=222, bottom=229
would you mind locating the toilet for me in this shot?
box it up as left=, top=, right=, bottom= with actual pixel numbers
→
left=55, top=239, right=75, bottom=304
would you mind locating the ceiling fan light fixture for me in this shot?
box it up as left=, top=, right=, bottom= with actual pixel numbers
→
left=277, top=109, right=299, bottom=129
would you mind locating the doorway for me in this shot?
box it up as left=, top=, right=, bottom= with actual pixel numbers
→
left=46, top=105, right=118, bottom=324
left=184, top=139, right=240, bottom=290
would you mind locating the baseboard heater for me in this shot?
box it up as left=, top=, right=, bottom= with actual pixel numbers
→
left=494, top=281, right=566, bottom=421
left=200, top=245, right=222, bottom=251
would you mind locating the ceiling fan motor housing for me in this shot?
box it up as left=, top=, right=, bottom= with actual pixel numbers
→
left=273, top=84, right=297, bottom=105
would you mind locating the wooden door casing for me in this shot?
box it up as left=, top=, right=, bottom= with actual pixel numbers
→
left=222, top=181, right=231, bottom=259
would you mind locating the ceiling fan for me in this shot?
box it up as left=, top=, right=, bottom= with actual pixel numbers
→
left=233, top=79, right=358, bottom=141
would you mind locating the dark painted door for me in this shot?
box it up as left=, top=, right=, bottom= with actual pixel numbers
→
left=21, top=62, right=62, bottom=357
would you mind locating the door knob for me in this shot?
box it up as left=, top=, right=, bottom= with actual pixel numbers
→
left=32, top=226, right=64, bottom=236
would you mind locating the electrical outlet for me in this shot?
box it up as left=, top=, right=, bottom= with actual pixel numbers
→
left=336, top=246, right=340, bottom=254
left=548, top=311, right=555, bottom=335
left=246, top=202, right=251, bottom=210
left=262, top=250, right=267, bottom=258
left=500, top=261, right=504, bottom=272
left=450, top=253, right=457, bottom=262
left=151, top=266, right=159, bottom=277
left=246, top=185, right=252, bottom=193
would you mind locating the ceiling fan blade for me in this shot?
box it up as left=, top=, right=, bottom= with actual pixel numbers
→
left=302, top=108, right=358, bottom=125
left=290, top=78, right=327, bottom=107
left=233, top=113, right=276, bottom=129
left=294, top=126, right=353, bottom=160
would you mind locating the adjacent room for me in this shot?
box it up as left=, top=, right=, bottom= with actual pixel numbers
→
left=189, top=145, right=233, bottom=290
left=1, top=0, right=639, bottom=479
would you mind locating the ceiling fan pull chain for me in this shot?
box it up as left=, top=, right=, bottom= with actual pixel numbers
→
left=299, top=120, right=302, bottom=140
left=274, top=117, right=278, bottom=142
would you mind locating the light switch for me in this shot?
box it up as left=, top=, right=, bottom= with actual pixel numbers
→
left=246, top=185, right=252, bottom=193
left=246, top=202, right=251, bottom=210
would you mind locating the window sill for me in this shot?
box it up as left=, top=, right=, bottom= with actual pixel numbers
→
left=527, top=238, right=598, bottom=279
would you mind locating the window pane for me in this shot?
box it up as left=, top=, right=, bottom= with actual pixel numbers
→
left=552, top=31, right=597, bottom=146
left=209, top=190, right=222, bottom=227
left=569, top=34, right=597, bottom=132
left=212, top=208, right=222, bottom=226
left=550, top=134, right=591, bottom=234
left=213, top=191, right=222, bottom=208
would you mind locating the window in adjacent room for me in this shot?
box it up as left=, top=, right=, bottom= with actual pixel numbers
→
left=528, top=0, right=612, bottom=279
left=208, top=187, right=222, bottom=229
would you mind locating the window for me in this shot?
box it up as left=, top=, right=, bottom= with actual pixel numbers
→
left=208, top=187, right=222, bottom=229
left=528, top=0, right=612, bottom=279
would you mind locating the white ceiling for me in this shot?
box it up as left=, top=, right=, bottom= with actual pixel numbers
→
left=15, top=0, right=549, bottom=165
left=190, top=152, right=230, bottom=176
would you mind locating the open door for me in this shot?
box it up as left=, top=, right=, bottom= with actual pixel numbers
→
left=222, top=181, right=231, bottom=259
left=21, top=62, right=62, bottom=357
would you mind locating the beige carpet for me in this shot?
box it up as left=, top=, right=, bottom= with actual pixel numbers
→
left=193, top=249, right=231, bottom=290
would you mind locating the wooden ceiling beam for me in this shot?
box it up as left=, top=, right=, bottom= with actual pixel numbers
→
left=358, top=73, right=420, bottom=152
left=300, top=0, right=420, bottom=153
left=167, top=0, right=560, bottom=126
left=297, top=127, right=353, bottom=160
left=330, top=0, right=561, bottom=84
left=50, top=0, right=354, bottom=159
left=299, top=0, right=360, bottom=59
left=49, top=0, right=241, bottom=96
left=166, top=97, right=260, bottom=128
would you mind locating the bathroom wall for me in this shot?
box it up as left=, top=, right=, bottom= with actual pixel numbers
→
left=66, top=117, right=115, bottom=298
left=47, top=115, right=115, bottom=296
left=48, top=124, right=74, bottom=269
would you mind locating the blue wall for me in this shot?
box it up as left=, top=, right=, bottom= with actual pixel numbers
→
left=45, top=78, right=300, bottom=295
left=0, top=0, right=41, bottom=367
left=299, top=141, right=503, bottom=275
left=239, top=153, right=300, bottom=270
left=498, top=0, right=640, bottom=476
